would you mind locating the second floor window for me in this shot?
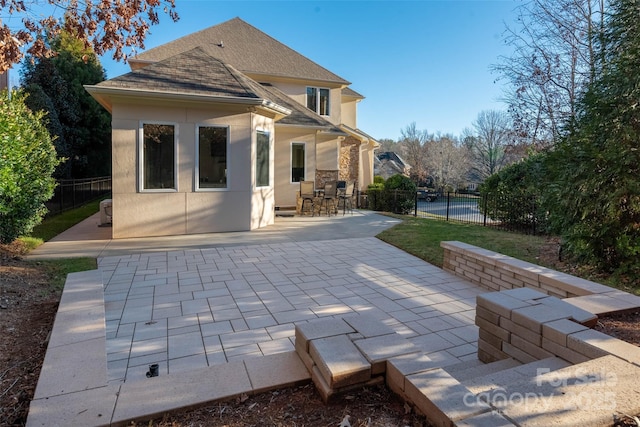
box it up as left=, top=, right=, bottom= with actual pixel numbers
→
left=306, top=87, right=329, bottom=116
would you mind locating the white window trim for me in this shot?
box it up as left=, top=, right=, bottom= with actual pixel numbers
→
left=138, top=121, right=178, bottom=192
left=306, top=86, right=330, bottom=116
left=195, top=124, right=230, bottom=192
left=255, top=129, right=271, bottom=189
left=290, top=141, right=307, bottom=183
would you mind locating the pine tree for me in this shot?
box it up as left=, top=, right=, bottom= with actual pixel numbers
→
left=22, top=29, right=111, bottom=178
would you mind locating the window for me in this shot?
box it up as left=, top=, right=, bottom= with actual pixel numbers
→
left=141, top=123, right=176, bottom=190
left=256, top=130, right=270, bottom=187
left=291, top=142, right=305, bottom=182
left=306, top=87, right=330, bottom=116
left=197, top=126, right=228, bottom=189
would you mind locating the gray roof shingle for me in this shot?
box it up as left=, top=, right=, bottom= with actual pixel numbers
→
left=96, top=47, right=343, bottom=133
left=97, top=46, right=262, bottom=99
left=132, top=17, right=350, bottom=86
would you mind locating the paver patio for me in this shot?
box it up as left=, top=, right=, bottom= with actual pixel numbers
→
left=26, top=210, right=491, bottom=425
left=100, top=237, right=483, bottom=384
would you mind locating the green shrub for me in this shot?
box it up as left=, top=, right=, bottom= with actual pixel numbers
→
left=0, top=90, right=60, bottom=243
left=383, top=174, right=416, bottom=214
left=479, top=154, right=548, bottom=234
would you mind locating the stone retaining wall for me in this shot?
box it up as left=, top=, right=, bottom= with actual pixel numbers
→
left=476, top=287, right=640, bottom=370
left=441, top=241, right=613, bottom=298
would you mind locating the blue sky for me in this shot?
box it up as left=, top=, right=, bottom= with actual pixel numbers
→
left=101, top=1, right=519, bottom=141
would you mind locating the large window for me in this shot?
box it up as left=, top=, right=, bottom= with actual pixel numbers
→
left=141, top=123, right=176, bottom=190
left=291, top=142, right=305, bottom=183
left=256, top=130, right=270, bottom=187
left=306, top=87, right=330, bottom=116
left=197, top=126, right=228, bottom=189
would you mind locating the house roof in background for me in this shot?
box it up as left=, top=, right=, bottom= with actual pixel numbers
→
left=377, top=151, right=410, bottom=169
left=132, top=17, right=351, bottom=86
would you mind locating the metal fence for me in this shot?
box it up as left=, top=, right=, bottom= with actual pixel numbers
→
left=367, top=189, right=543, bottom=235
left=45, top=176, right=112, bottom=216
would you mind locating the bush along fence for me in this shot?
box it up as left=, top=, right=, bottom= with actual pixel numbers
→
left=366, top=189, right=545, bottom=235
left=45, top=176, right=112, bottom=216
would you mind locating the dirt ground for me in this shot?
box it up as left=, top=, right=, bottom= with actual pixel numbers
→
left=1, top=239, right=639, bottom=427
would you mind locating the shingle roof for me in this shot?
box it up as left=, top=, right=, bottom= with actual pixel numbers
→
left=93, top=47, right=343, bottom=133
left=258, top=83, right=345, bottom=133
left=96, top=46, right=264, bottom=99
left=342, top=87, right=364, bottom=99
left=133, top=17, right=350, bottom=86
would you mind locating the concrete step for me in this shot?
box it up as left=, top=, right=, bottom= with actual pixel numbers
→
left=463, top=356, right=571, bottom=394
left=443, top=357, right=521, bottom=382
left=482, top=355, right=640, bottom=426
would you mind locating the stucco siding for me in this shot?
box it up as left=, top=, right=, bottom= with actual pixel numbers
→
left=186, top=191, right=251, bottom=233
left=250, top=114, right=276, bottom=228
left=113, top=193, right=187, bottom=238
left=109, top=101, right=275, bottom=238
left=341, top=100, right=357, bottom=129
left=316, top=139, right=339, bottom=170
left=273, top=130, right=316, bottom=208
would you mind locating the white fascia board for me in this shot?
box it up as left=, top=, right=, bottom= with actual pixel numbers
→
left=85, top=85, right=290, bottom=116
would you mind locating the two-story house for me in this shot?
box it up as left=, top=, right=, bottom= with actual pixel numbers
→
left=86, top=17, right=378, bottom=238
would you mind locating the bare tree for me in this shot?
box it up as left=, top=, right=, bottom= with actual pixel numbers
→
left=398, top=122, right=430, bottom=183
left=466, top=110, right=517, bottom=180
left=492, top=0, right=607, bottom=146
left=424, top=134, right=470, bottom=191
left=0, top=0, right=179, bottom=72
left=377, top=138, right=399, bottom=153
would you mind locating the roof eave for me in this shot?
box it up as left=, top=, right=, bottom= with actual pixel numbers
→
left=244, top=71, right=350, bottom=88
left=276, top=123, right=348, bottom=135
left=84, top=85, right=290, bottom=116
left=339, top=124, right=380, bottom=148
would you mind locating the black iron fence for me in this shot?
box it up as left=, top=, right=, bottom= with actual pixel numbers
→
left=45, top=176, right=112, bottom=216
left=366, top=189, right=544, bottom=235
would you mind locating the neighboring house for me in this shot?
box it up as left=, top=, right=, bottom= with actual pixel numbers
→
left=374, top=152, right=411, bottom=180
left=86, top=17, right=379, bottom=238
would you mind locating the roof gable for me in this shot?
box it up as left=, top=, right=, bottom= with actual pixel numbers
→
left=133, top=17, right=350, bottom=86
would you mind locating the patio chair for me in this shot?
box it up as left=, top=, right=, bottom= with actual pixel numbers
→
left=300, top=180, right=316, bottom=216
left=337, top=181, right=355, bottom=215
left=320, top=180, right=338, bottom=216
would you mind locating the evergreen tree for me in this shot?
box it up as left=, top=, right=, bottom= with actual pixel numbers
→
left=22, top=28, right=111, bottom=178
left=547, top=0, right=640, bottom=274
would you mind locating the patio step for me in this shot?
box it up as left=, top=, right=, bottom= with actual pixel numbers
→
left=443, top=357, right=521, bottom=382
left=463, top=356, right=571, bottom=394
left=404, top=355, right=640, bottom=427
left=477, top=355, right=640, bottom=426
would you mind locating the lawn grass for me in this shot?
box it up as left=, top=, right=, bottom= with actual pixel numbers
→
left=16, top=199, right=106, bottom=288
left=31, top=258, right=99, bottom=292
left=377, top=215, right=639, bottom=295
left=377, top=215, right=548, bottom=268
left=28, top=197, right=108, bottom=242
